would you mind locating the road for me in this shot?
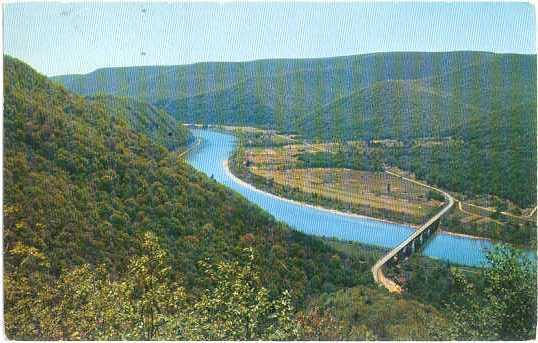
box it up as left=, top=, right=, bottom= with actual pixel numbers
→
left=177, top=137, right=202, bottom=158
left=459, top=201, right=536, bottom=223
left=371, top=169, right=455, bottom=292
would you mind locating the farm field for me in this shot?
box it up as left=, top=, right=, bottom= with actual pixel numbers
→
left=252, top=167, right=441, bottom=221
left=244, top=145, right=442, bottom=225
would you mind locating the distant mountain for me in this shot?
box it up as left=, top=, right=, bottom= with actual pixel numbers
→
left=301, top=54, right=536, bottom=141
left=52, top=52, right=535, bottom=136
left=52, top=52, right=496, bottom=95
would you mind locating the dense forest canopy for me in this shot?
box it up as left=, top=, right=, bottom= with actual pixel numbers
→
left=86, top=95, right=193, bottom=150
left=3, top=55, right=372, bottom=338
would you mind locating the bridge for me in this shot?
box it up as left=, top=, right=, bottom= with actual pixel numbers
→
left=372, top=170, right=455, bottom=293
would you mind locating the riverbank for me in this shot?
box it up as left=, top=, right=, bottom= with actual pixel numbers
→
left=225, top=159, right=493, bottom=243
left=224, top=160, right=410, bottom=229
left=234, top=141, right=439, bottom=226
left=178, top=137, right=202, bottom=158
left=438, top=229, right=489, bottom=241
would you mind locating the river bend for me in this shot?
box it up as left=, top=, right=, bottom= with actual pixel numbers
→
left=187, top=129, right=502, bottom=266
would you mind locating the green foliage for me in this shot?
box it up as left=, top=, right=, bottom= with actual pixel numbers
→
left=444, top=245, right=537, bottom=340
left=5, top=233, right=296, bottom=340
left=4, top=55, right=372, bottom=339
left=299, top=285, right=448, bottom=340
left=179, top=248, right=297, bottom=340
left=426, top=190, right=445, bottom=202
left=297, top=147, right=383, bottom=172
left=5, top=232, right=185, bottom=340
left=443, top=205, right=536, bottom=248
left=397, top=256, right=456, bottom=306
left=382, top=130, right=536, bottom=208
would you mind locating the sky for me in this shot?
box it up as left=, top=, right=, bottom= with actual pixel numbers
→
left=3, top=2, right=536, bottom=76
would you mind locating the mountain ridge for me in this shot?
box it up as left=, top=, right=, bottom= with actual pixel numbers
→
left=51, top=52, right=536, bottom=136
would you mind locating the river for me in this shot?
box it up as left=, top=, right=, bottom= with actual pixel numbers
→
left=186, top=129, right=503, bottom=267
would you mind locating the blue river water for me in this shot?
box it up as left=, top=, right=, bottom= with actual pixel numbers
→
left=186, top=129, right=522, bottom=267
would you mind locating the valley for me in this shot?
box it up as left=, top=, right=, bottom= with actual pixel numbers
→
left=5, top=55, right=474, bottom=341
left=5, top=2, right=537, bottom=340
left=4, top=50, right=537, bottom=340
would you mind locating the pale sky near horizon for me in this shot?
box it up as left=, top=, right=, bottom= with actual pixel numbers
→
left=3, top=2, right=536, bottom=76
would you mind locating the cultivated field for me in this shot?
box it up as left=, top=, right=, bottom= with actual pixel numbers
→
left=252, top=167, right=440, bottom=220
left=245, top=145, right=442, bottom=223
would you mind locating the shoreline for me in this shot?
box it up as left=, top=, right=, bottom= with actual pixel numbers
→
left=438, top=229, right=491, bottom=241
left=224, top=160, right=409, bottom=229
left=178, top=137, right=202, bottom=158
left=224, top=160, right=489, bottom=242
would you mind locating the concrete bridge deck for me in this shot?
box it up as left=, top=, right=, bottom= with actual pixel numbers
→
left=372, top=170, right=455, bottom=293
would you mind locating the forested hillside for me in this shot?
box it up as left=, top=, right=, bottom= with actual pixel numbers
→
left=52, top=52, right=532, bottom=132
left=52, top=51, right=497, bottom=127
left=52, top=51, right=537, bottom=209
left=3, top=56, right=376, bottom=339
left=87, top=95, right=192, bottom=150
left=304, top=54, right=536, bottom=140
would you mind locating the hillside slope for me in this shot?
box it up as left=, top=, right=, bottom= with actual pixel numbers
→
left=87, top=95, right=192, bottom=150
left=52, top=51, right=495, bottom=122
left=4, top=56, right=384, bottom=338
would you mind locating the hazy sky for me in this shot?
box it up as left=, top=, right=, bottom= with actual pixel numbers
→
left=4, top=2, right=536, bottom=76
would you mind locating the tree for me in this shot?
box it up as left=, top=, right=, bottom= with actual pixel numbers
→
left=180, top=248, right=298, bottom=340
left=113, top=231, right=186, bottom=340
left=296, top=306, right=350, bottom=340
left=445, top=245, right=537, bottom=340
left=20, top=231, right=186, bottom=340
left=30, top=242, right=298, bottom=340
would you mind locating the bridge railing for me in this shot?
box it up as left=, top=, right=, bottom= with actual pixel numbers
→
left=372, top=171, right=455, bottom=292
